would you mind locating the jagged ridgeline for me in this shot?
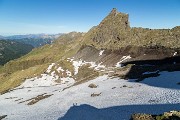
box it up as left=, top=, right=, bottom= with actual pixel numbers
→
left=83, top=8, right=180, bottom=49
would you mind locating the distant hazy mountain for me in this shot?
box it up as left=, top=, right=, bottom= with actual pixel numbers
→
left=2, top=33, right=63, bottom=47
left=0, top=35, right=4, bottom=39
left=0, top=40, right=33, bottom=65
left=5, top=33, right=62, bottom=39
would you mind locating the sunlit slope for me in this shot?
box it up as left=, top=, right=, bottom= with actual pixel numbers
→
left=0, top=32, right=84, bottom=94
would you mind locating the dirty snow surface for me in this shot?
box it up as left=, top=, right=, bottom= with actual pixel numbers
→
left=0, top=71, right=180, bottom=120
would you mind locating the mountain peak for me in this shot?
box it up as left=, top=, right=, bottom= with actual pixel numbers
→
left=101, top=8, right=130, bottom=30
left=109, top=8, right=128, bottom=17
left=83, top=8, right=130, bottom=46
left=110, top=8, right=118, bottom=15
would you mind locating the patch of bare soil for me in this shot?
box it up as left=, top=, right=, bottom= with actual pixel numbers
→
left=18, top=93, right=53, bottom=105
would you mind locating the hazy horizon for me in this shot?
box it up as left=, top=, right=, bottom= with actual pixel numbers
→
left=0, top=0, right=180, bottom=36
left=0, top=32, right=63, bottom=36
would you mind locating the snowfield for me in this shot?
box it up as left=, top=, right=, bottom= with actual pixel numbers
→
left=70, top=59, right=105, bottom=75
left=0, top=67, right=180, bottom=120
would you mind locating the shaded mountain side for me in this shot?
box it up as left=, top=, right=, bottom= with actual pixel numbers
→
left=0, top=40, right=33, bottom=65
left=74, top=45, right=180, bottom=80
left=122, top=63, right=180, bottom=80
left=74, top=45, right=180, bottom=67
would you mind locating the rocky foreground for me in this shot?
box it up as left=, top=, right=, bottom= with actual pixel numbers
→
left=131, top=111, right=180, bottom=120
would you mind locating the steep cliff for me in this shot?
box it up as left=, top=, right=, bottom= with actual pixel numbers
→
left=83, top=8, right=180, bottom=50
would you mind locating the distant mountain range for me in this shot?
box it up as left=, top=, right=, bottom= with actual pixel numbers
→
left=0, top=33, right=63, bottom=47
left=0, top=35, right=4, bottom=39
left=4, top=33, right=62, bottom=39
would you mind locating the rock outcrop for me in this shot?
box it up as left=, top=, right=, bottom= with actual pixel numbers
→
left=131, top=111, right=180, bottom=120
left=83, top=8, right=180, bottom=50
left=0, top=115, right=7, bottom=120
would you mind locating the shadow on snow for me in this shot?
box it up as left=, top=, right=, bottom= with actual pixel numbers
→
left=58, top=103, right=180, bottom=120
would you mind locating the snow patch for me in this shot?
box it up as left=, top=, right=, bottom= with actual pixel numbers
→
left=71, top=59, right=106, bottom=75
left=72, top=60, right=83, bottom=75
left=173, top=52, right=177, bottom=56
left=99, top=50, right=104, bottom=56
left=57, top=67, right=64, bottom=72
left=94, top=63, right=105, bottom=70
left=46, top=63, right=55, bottom=73
left=116, top=55, right=131, bottom=67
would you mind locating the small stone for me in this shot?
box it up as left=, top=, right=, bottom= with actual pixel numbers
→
left=88, top=83, right=97, bottom=88
left=91, top=93, right=101, bottom=97
left=123, top=85, right=127, bottom=87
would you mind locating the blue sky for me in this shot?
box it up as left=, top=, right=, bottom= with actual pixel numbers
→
left=0, top=0, right=180, bottom=36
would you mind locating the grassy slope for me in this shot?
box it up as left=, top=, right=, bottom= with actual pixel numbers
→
left=0, top=32, right=84, bottom=94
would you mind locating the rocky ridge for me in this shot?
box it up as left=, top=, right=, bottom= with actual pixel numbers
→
left=83, top=8, right=180, bottom=49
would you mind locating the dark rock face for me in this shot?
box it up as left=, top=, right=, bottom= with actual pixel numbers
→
left=75, top=44, right=180, bottom=67
left=0, top=115, right=7, bottom=120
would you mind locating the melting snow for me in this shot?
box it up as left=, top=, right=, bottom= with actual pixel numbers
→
left=71, top=59, right=105, bottom=75
left=72, top=60, right=83, bottom=75
left=99, top=50, right=104, bottom=56
left=46, top=63, right=55, bottom=73
left=0, top=72, right=179, bottom=120
left=94, top=63, right=105, bottom=70
left=57, top=67, right=65, bottom=72
left=116, top=55, right=131, bottom=67
left=0, top=72, right=180, bottom=120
